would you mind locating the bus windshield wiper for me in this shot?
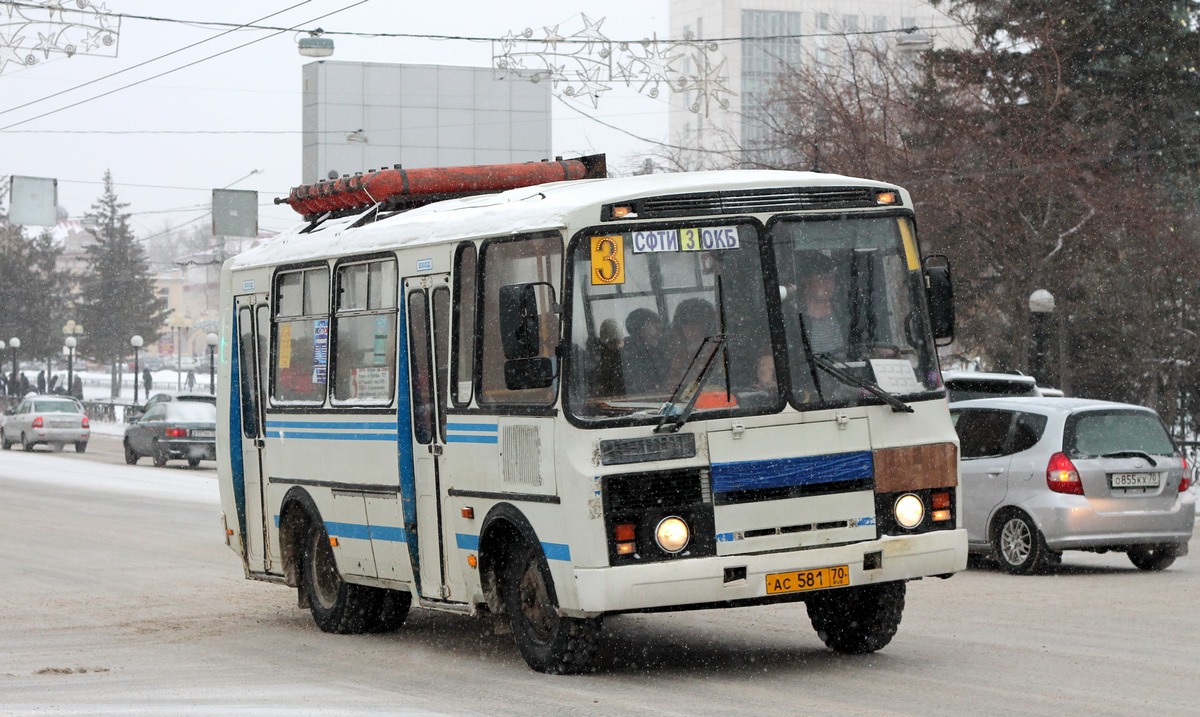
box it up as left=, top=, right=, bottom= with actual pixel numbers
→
left=1099, top=450, right=1157, bottom=466
left=655, top=335, right=726, bottom=433
left=811, top=353, right=914, bottom=414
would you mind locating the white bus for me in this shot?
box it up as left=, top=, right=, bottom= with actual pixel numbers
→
left=216, top=155, right=966, bottom=673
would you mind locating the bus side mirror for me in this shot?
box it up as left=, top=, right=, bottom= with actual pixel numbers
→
left=505, top=358, right=555, bottom=390
left=499, top=282, right=555, bottom=359
left=923, top=255, right=955, bottom=346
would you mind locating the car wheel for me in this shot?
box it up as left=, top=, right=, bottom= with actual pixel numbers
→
left=502, top=539, right=602, bottom=674
left=124, top=440, right=138, bottom=465
left=21, top=433, right=33, bottom=452
left=806, top=581, right=906, bottom=654
left=992, top=510, right=1054, bottom=575
left=301, top=521, right=379, bottom=634
left=1, top=430, right=10, bottom=450
left=1127, top=544, right=1178, bottom=571
left=187, top=456, right=201, bottom=468
left=152, top=441, right=168, bottom=467
left=73, top=442, right=86, bottom=453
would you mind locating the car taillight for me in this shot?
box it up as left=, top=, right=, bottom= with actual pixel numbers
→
left=81, top=416, right=89, bottom=428
left=1180, top=457, right=1191, bottom=492
left=1046, top=452, right=1084, bottom=495
left=165, top=427, right=188, bottom=438
left=31, top=416, right=43, bottom=428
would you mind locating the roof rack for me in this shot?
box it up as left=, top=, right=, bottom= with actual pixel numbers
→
left=276, top=154, right=607, bottom=220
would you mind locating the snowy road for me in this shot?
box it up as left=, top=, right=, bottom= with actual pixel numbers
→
left=1, top=451, right=1197, bottom=716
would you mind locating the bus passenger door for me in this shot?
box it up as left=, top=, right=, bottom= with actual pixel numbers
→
left=235, top=297, right=272, bottom=573
left=404, top=276, right=454, bottom=600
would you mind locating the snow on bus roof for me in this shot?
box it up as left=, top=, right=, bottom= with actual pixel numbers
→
left=229, top=169, right=902, bottom=270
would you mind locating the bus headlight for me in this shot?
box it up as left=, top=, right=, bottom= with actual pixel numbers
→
left=655, top=516, right=690, bottom=553
left=894, top=493, right=925, bottom=529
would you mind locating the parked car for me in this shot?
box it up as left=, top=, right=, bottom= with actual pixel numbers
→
left=142, top=392, right=216, bottom=411
left=943, top=370, right=1041, bottom=402
left=951, top=397, right=1194, bottom=573
left=0, top=395, right=90, bottom=452
left=124, top=399, right=217, bottom=468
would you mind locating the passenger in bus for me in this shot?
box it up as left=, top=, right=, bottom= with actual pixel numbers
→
left=586, top=318, right=624, bottom=397
left=799, top=253, right=845, bottom=355
left=667, top=298, right=720, bottom=387
left=621, top=308, right=665, bottom=395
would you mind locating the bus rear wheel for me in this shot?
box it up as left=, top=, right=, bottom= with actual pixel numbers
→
left=302, top=522, right=407, bottom=634
left=806, top=581, right=906, bottom=654
left=502, top=540, right=601, bottom=674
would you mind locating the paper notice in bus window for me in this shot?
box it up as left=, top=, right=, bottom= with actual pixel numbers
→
left=352, top=366, right=390, bottom=399
left=680, top=226, right=740, bottom=252
left=591, top=235, right=625, bottom=285
left=870, top=359, right=923, bottom=394
left=278, top=323, right=293, bottom=368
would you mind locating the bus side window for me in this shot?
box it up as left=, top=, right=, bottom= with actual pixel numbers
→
left=477, top=233, right=562, bottom=406
left=272, top=266, right=330, bottom=404
left=332, top=257, right=398, bottom=404
left=451, top=242, right=477, bottom=407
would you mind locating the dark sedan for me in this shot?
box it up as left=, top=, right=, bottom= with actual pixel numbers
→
left=124, top=400, right=217, bottom=468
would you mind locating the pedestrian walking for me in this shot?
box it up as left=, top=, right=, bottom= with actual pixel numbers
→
left=185, top=370, right=196, bottom=392
left=143, top=367, right=153, bottom=395
left=71, top=375, right=83, bottom=400
left=36, top=370, right=46, bottom=394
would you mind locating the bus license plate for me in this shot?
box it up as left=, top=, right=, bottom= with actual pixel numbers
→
left=765, top=565, right=850, bottom=595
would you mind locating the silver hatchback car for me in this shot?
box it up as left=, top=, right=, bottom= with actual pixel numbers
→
left=951, top=397, right=1194, bottom=573
left=1, top=395, right=91, bottom=452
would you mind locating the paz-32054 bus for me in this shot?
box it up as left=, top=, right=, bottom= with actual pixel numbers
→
left=216, top=154, right=965, bottom=673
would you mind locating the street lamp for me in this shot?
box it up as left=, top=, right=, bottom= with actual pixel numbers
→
left=206, top=333, right=219, bottom=395
left=65, top=337, right=77, bottom=396
left=9, top=337, right=20, bottom=395
left=131, top=335, right=144, bottom=405
left=1029, top=289, right=1056, bottom=386
left=62, top=320, right=83, bottom=397
left=0, top=340, right=5, bottom=395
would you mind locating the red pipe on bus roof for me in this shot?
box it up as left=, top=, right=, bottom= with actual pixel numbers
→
left=280, top=155, right=607, bottom=216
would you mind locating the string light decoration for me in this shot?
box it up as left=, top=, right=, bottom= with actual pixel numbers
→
left=0, top=1, right=121, bottom=74
left=493, top=14, right=732, bottom=115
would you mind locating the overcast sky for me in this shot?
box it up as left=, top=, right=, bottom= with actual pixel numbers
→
left=1, top=0, right=669, bottom=238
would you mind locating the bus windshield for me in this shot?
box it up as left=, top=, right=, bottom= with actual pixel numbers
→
left=564, top=214, right=942, bottom=426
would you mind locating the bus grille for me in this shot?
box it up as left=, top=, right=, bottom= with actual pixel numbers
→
left=602, top=186, right=889, bottom=220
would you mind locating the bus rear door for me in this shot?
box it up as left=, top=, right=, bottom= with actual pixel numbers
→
left=234, top=294, right=272, bottom=572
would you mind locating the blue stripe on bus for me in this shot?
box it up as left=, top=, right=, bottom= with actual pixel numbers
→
left=710, top=451, right=873, bottom=494
left=324, top=521, right=409, bottom=543
left=266, top=420, right=399, bottom=430
left=228, top=313, right=247, bottom=544
left=445, top=422, right=498, bottom=432
left=264, top=431, right=397, bottom=441
left=455, top=533, right=568, bottom=561
left=445, top=434, right=499, bottom=444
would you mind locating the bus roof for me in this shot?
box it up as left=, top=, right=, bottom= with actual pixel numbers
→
left=229, top=169, right=907, bottom=271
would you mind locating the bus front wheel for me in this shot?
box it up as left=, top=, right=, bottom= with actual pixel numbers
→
left=806, top=580, right=906, bottom=654
left=502, top=540, right=601, bottom=674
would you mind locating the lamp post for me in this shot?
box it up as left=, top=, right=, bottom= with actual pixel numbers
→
left=1029, top=289, right=1056, bottom=387
left=62, top=320, right=83, bottom=397
left=9, top=337, right=20, bottom=394
left=64, top=337, right=77, bottom=396
left=131, top=335, right=144, bottom=404
left=0, top=341, right=5, bottom=396
left=206, top=333, right=219, bottom=395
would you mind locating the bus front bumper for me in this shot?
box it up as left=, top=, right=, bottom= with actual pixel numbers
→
left=569, top=528, right=966, bottom=615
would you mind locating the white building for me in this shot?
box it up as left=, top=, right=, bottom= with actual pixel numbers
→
left=668, top=0, right=967, bottom=167
left=301, top=62, right=553, bottom=185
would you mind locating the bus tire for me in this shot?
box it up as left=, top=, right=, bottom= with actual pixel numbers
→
left=806, top=580, right=905, bottom=654
left=366, top=588, right=412, bottom=633
left=301, top=522, right=378, bottom=634
left=502, top=540, right=601, bottom=674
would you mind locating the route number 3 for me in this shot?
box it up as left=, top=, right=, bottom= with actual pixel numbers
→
left=590, top=235, right=625, bottom=285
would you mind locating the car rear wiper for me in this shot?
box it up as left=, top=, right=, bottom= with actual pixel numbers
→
left=1099, top=450, right=1158, bottom=467
left=811, top=353, right=914, bottom=414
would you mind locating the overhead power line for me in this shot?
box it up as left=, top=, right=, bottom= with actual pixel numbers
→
left=0, top=0, right=370, bottom=132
